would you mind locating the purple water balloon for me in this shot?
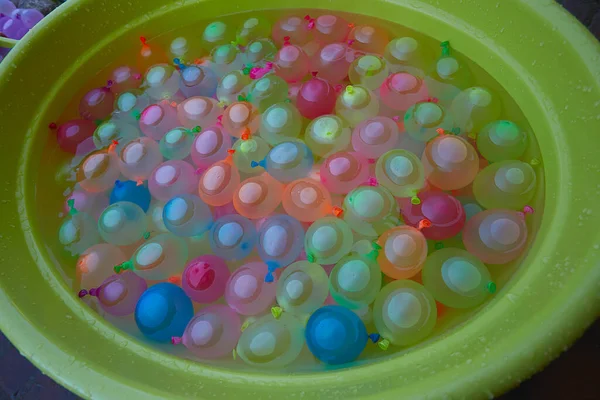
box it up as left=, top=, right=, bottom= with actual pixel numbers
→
left=78, top=271, right=147, bottom=316
left=0, top=1, right=16, bottom=16
left=19, top=9, right=44, bottom=29
left=2, top=17, right=27, bottom=40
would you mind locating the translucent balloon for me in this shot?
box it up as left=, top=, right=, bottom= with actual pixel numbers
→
left=463, top=209, right=528, bottom=264
left=348, top=55, right=390, bottom=90
left=59, top=212, right=101, bottom=256
left=404, top=101, right=456, bottom=142
left=113, top=90, right=151, bottom=124
left=425, top=44, right=471, bottom=105
left=174, top=305, right=241, bottom=359
left=139, top=102, right=180, bottom=141
left=247, top=74, right=289, bottom=112
left=148, top=160, right=197, bottom=202
left=373, top=280, right=437, bottom=346
left=221, top=101, right=260, bottom=138
left=116, top=233, right=188, bottom=280
left=79, top=271, right=147, bottom=316
left=329, top=254, right=382, bottom=309
left=236, top=16, right=272, bottom=46
left=216, top=70, right=251, bottom=105
left=179, top=65, right=219, bottom=98
left=98, top=201, right=147, bottom=246
left=208, top=214, right=257, bottom=260
left=78, top=148, right=121, bottom=193
left=117, top=137, right=163, bottom=182
left=257, top=214, right=305, bottom=269
left=375, top=149, right=425, bottom=199
left=159, top=128, right=195, bottom=160
left=296, top=76, right=337, bottom=119
left=190, top=125, right=231, bottom=169
left=384, top=36, right=432, bottom=76
left=272, top=15, right=310, bottom=46
left=109, top=65, right=142, bottom=94
left=144, top=64, right=180, bottom=100
left=348, top=24, right=389, bottom=54
left=320, top=151, right=370, bottom=194
left=450, top=87, right=501, bottom=135
left=305, top=305, right=368, bottom=365
left=56, top=119, right=97, bottom=154
left=201, top=21, right=235, bottom=51
left=276, top=261, right=328, bottom=315
left=256, top=141, right=313, bottom=183
left=135, top=283, right=194, bottom=343
left=198, top=157, right=240, bottom=206
left=233, top=173, right=283, bottom=219
left=169, top=37, right=202, bottom=63
left=181, top=255, right=230, bottom=303
left=377, top=225, right=428, bottom=279
left=477, top=120, right=528, bottom=162
left=352, top=116, right=401, bottom=159
left=422, top=135, right=479, bottom=191
left=335, top=85, right=379, bottom=127
left=312, top=14, right=350, bottom=44
left=177, top=96, right=221, bottom=130
left=226, top=261, right=277, bottom=315
left=380, top=73, right=429, bottom=112
left=163, top=194, right=213, bottom=237
left=401, top=191, right=465, bottom=240
left=93, top=120, right=140, bottom=153
left=282, top=178, right=333, bottom=222
left=304, top=217, right=354, bottom=265
left=236, top=313, right=305, bottom=367
left=343, top=185, right=401, bottom=237
left=472, top=160, right=537, bottom=210
left=274, top=44, right=310, bottom=83
left=78, top=85, right=115, bottom=120
left=422, top=248, right=495, bottom=308
left=210, top=44, right=243, bottom=78
left=259, top=102, right=302, bottom=145
left=305, top=114, right=351, bottom=158
left=233, top=137, right=271, bottom=175
left=311, top=43, right=353, bottom=83
left=65, top=188, right=109, bottom=221
left=244, top=38, right=277, bottom=64
left=110, top=179, right=151, bottom=212
left=76, top=243, right=127, bottom=290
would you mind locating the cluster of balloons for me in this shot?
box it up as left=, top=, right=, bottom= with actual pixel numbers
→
left=55, top=11, right=540, bottom=369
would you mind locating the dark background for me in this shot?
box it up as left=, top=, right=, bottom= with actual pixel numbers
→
left=1, top=0, right=599, bottom=399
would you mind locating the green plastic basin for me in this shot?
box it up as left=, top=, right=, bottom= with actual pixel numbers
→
left=0, top=0, right=599, bottom=398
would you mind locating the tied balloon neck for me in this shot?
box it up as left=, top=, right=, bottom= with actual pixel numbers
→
left=271, top=306, right=283, bottom=320
left=114, top=261, right=133, bottom=273
left=440, top=40, right=451, bottom=56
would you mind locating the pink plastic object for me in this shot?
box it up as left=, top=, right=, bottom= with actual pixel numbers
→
left=182, top=255, right=231, bottom=303
left=311, top=43, right=354, bottom=84
left=400, top=191, right=466, bottom=240
left=176, top=305, right=242, bottom=359
left=233, top=173, right=283, bottom=219
left=320, top=151, right=371, bottom=194
left=118, top=137, right=163, bottom=182
left=190, top=125, right=232, bottom=169
left=177, top=96, right=221, bottom=129
left=79, top=86, right=115, bottom=120
left=139, top=102, right=180, bottom=140
left=76, top=243, right=128, bottom=289
left=312, top=15, right=350, bottom=44
left=422, top=135, right=479, bottom=190
left=221, top=102, right=260, bottom=138
left=462, top=209, right=528, bottom=264
left=380, top=73, right=429, bottom=112
left=198, top=157, right=241, bottom=206
left=296, top=76, right=337, bottom=119
left=64, top=189, right=109, bottom=221
left=78, top=271, right=147, bottom=316
left=274, top=45, right=310, bottom=83
left=225, top=262, right=277, bottom=315
left=272, top=16, right=310, bottom=46
left=148, top=160, right=198, bottom=202
left=352, top=116, right=400, bottom=159
left=109, top=65, right=142, bottom=94
left=55, top=119, right=97, bottom=154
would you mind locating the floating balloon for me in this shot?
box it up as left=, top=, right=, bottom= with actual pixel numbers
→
left=225, top=262, right=277, bottom=315
left=276, top=261, right=329, bottom=315
left=472, top=160, right=537, bottom=210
